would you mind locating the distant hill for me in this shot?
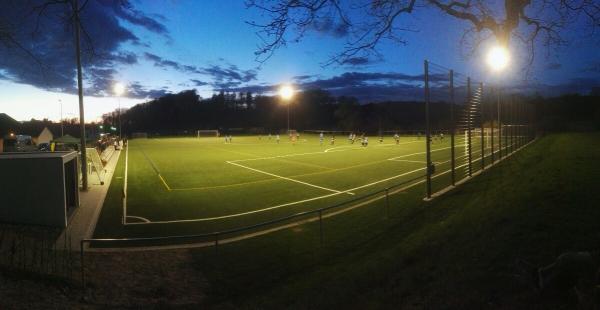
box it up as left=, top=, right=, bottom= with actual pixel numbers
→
left=0, top=113, right=20, bottom=136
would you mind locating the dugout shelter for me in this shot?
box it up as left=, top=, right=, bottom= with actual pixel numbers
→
left=0, top=151, right=79, bottom=227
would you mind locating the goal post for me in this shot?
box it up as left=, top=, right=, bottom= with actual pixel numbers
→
left=197, top=130, right=220, bottom=138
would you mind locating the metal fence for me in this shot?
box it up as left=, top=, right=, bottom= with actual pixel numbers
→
left=424, top=60, right=536, bottom=199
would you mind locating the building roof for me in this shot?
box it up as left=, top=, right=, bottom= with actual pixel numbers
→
left=0, top=113, right=19, bottom=136
left=0, top=151, right=78, bottom=162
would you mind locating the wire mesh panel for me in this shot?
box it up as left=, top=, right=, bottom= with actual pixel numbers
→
left=424, top=60, right=536, bottom=199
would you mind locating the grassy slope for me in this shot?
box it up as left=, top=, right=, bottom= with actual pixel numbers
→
left=190, top=132, right=600, bottom=309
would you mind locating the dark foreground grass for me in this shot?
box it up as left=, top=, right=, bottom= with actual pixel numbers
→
left=188, top=132, right=600, bottom=309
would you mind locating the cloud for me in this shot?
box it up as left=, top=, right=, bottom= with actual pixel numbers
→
left=190, top=79, right=209, bottom=86
left=128, top=81, right=170, bottom=99
left=311, top=18, right=349, bottom=38
left=584, top=62, right=600, bottom=73
left=341, top=57, right=372, bottom=66
left=227, top=71, right=430, bottom=102
left=545, top=62, right=562, bottom=70
left=0, top=0, right=168, bottom=98
left=97, top=1, right=170, bottom=39
left=141, top=53, right=258, bottom=89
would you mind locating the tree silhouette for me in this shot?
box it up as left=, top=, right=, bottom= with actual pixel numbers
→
left=247, top=0, right=599, bottom=67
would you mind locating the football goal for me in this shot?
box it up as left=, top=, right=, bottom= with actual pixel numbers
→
left=197, top=130, right=220, bottom=138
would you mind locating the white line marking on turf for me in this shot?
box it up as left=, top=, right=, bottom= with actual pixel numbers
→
left=122, top=144, right=129, bottom=224
left=386, top=145, right=461, bottom=161
left=227, top=161, right=354, bottom=195
left=126, top=215, right=151, bottom=223
left=125, top=165, right=428, bottom=225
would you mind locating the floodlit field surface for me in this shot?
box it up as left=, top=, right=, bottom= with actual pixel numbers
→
left=94, top=132, right=512, bottom=240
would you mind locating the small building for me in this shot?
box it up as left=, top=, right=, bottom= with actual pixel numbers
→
left=0, top=152, right=79, bottom=227
left=35, top=127, right=54, bottom=145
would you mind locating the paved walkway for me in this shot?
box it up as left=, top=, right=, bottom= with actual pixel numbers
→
left=56, top=147, right=121, bottom=250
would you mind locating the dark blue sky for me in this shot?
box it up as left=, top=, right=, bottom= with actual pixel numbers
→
left=0, top=0, right=598, bottom=121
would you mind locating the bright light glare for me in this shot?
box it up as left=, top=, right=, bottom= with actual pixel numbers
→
left=113, top=82, right=126, bottom=96
left=486, top=46, right=510, bottom=71
left=279, top=85, right=294, bottom=101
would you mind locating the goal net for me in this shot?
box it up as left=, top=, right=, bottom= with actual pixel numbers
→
left=131, top=132, right=148, bottom=139
left=197, top=130, right=220, bottom=138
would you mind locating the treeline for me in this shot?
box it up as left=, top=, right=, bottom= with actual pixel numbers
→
left=103, top=89, right=600, bottom=136
left=111, top=89, right=452, bottom=135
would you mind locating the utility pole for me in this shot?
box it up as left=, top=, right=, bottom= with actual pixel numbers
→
left=73, top=0, right=88, bottom=190
left=59, top=99, right=63, bottom=137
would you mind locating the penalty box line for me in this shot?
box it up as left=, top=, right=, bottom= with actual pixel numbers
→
left=226, top=161, right=355, bottom=196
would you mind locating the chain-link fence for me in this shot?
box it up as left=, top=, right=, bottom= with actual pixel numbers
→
left=424, top=60, right=536, bottom=199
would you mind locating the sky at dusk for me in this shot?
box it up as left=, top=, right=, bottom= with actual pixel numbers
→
left=0, top=0, right=598, bottom=122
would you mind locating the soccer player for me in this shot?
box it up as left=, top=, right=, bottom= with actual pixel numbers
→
left=379, top=135, right=383, bottom=143
left=362, top=136, right=369, bottom=147
left=319, top=132, right=324, bottom=145
left=348, top=133, right=353, bottom=143
left=330, top=135, right=335, bottom=145
left=276, top=134, right=280, bottom=144
left=394, top=133, right=400, bottom=144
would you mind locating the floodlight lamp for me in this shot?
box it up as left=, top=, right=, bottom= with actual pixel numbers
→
left=279, top=85, right=294, bottom=101
left=486, top=46, right=510, bottom=71
left=113, top=82, right=126, bottom=96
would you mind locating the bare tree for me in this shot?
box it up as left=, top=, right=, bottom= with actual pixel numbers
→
left=247, top=0, right=599, bottom=67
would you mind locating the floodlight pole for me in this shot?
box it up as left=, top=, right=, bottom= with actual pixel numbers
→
left=480, top=82, right=485, bottom=170
left=59, top=99, right=64, bottom=137
left=73, top=0, right=88, bottom=190
left=467, top=77, right=472, bottom=177
left=449, top=69, right=455, bottom=186
left=424, top=60, right=432, bottom=199
left=118, top=96, right=121, bottom=138
left=287, top=103, right=290, bottom=134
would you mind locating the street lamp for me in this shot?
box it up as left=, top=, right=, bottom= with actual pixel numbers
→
left=113, top=82, right=126, bottom=138
left=58, top=99, right=63, bottom=137
left=486, top=46, right=510, bottom=72
left=486, top=45, right=510, bottom=161
left=279, top=84, right=295, bottom=133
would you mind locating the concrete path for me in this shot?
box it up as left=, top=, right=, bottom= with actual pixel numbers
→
left=56, top=146, right=121, bottom=250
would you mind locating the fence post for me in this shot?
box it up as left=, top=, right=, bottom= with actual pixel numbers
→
left=318, top=210, right=323, bottom=245
left=510, top=95, right=514, bottom=154
left=490, top=87, right=494, bottom=163
left=480, top=82, right=485, bottom=170
left=497, top=89, right=502, bottom=159
left=467, top=77, right=472, bottom=177
left=449, top=69, right=455, bottom=186
left=80, top=240, right=85, bottom=289
left=424, top=60, right=432, bottom=198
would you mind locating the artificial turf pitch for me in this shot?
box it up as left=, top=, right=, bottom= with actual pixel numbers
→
left=93, top=132, right=506, bottom=241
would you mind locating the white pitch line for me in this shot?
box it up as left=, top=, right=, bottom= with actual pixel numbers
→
left=386, top=145, right=459, bottom=161
left=122, top=144, right=129, bottom=224
left=227, top=161, right=354, bottom=196
left=126, top=215, right=151, bottom=223
left=124, top=165, right=428, bottom=225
